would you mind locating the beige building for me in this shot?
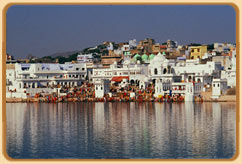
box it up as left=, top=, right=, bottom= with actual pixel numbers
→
left=101, top=50, right=122, bottom=68
left=137, top=38, right=155, bottom=54
left=190, top=45, right=207, bottom=59
left=152, top=44, right=161, bottom=54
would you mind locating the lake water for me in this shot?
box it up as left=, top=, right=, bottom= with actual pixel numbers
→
left=6, top=102, right=236, bottom=159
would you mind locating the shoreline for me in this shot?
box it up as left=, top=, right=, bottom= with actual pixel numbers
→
left=6, top=96, right=236, bottom=103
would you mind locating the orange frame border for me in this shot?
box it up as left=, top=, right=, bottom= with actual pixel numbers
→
left=1, top=2, right=240, bottom=162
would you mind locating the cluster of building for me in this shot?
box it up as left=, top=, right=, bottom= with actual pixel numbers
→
left=6, top=38, right=236, bottom=101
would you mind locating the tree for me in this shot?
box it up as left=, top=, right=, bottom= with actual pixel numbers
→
left=56, top=56, right=67, bottom=64
left=68, top=53, right=79, bottom=61
left=42, top=56, right=53, bottom=60
left=207, top=44, right=214, bottom=50
left=189, top=43, right=201, bottom=46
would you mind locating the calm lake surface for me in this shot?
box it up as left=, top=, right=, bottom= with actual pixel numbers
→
left=6, top=102, right=236, bottom=159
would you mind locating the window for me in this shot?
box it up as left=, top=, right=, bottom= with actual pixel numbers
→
left=101, top=87, right=103, bottom=90
left=213, top=84, right=215, bottom=87
left=76, top=68, right=79, bottom=71
left=96, top=87, right=98, bottom=90
left=47, top=76, right=48, bottom=79
left=154, top=68, right=158, bottom=75
left=218, top=84, right=220, bottom=87
left=82, top=68, right=85, bottom=71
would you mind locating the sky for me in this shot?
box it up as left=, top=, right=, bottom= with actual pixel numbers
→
left=6, top=5, right=236, bottom=59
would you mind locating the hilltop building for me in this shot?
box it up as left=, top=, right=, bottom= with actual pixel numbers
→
left=137, top=38, right=155, bottom=54
left=190, top=45, right=207, bottom=59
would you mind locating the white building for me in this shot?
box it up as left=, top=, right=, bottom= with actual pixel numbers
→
left=154, top=80, right=202, bottom=101
left=148, top=52, right=180, bottom=83
left=214, top=43, right=235, bottom=52
left=220, top=50, right=236, bottom=87
left=212, top=79, right=228, bottom=98
left=154, top=80, right=171, bottom=97
left=174, top=59, right=221, bottom=87
left=139, top=77, right=149, bottom=89
left=77, top=53, right=93, bottom=63
left=129, top=39, right=137, bottom=49
left=92, top=61, right=148, bottom=85
left=94, top=79, right=110, bottom=98
left=6, top=63, right=87, bottom=98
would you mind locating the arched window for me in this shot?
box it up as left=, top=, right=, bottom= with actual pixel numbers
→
left=130, top=80, right=135, bottom=85
left=154, top=68, right=158, bottom=75
left=163, top=68, right=167, bottom=74
left=152, top=79, right=156, bottom=84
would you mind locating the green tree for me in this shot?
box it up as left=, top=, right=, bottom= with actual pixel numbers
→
left=207, top=44, right=214, bottom=50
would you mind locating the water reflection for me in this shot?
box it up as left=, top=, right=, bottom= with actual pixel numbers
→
left=6, top=102, right=236, bottom=159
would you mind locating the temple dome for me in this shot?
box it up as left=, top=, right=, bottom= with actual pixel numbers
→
left=141, top=53, right=148, bottom=61
left=149, top=54, right=155, bottom=60
left=133, top=53, right=141, bottom=60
